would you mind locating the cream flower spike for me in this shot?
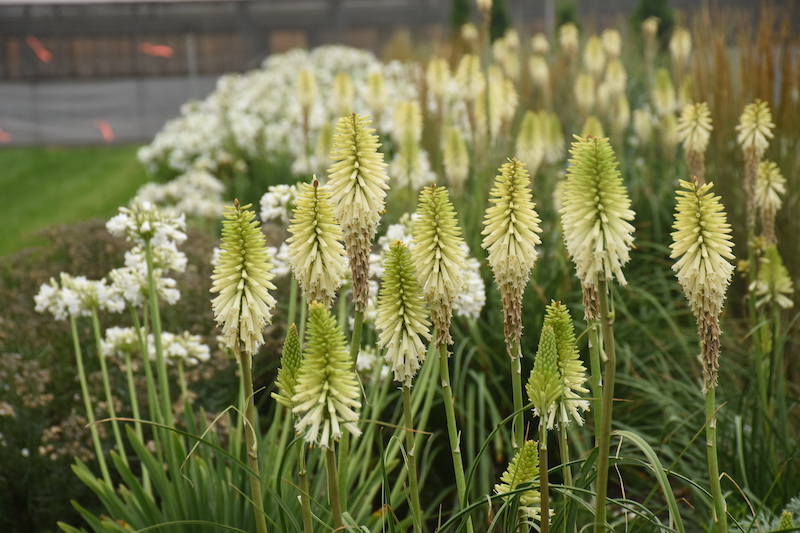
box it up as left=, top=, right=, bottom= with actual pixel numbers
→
left=751, top=245, right=794, bottom=310
left=292, top=303, right=362, bottom=449
left=210, top=200, right=277, bottom=356
left=482, top=158, right=542, bottom=348
left=454, top=54, right=485, bottom=103
left=412, top=185, right=467, bottom=346
left=560, top=135, right=635, bottom=319
left=677, top=102, right=713, bottom=183
left=327, top=113, right=390, bottom=311
left=736, top=99, right=774, bottom=157
left=670, top=178, right=735, bottom=388
left=756, top=160, right=786, bottom=244
left=287, top=177, right=347, bottom=309
left=376, top=241, right=432, bottom=387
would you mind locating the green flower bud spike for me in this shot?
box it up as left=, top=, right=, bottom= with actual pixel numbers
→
left=544, top=301, right=590, bottom=428
left=211, top=199, right=277, bottom=357
left=327, top=114, right=390, bottom=312
left=494, top=440, right=545, bottom=523
left=292, top=302, right=362, bottom=449
left=412, top=185, right=467, bottom=346
left=376, top=241, right=432, bottom=388
left=271, top=324, right=302, bottom=410
left=560, top=135, right=635, bottom=320
left=751, top=245, right=794, bottom=310
left=482, top=158, right=542, bottom=351
left=287, top=178, right=348, bottom=309
left=527, top=325, right=563, bottom=420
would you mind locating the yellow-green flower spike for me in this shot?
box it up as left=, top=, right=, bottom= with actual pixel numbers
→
left=412, top=185, right=467, bottom=346
left=526, top=325, right=563, bottom=421
left=271, top=324, right=302, bottom=410
left=442, top=126, right=470, bottom=195
left=544, top=301, right=590, bottom=428
left=376, top=241, right=432, bottom=387
left=751, top=245, right=794, bottom=310
left=482, top=158, right=542, bottom=349
left=287, top=178, right=347, bottom=309
left=455, top=54, right=484, bottom=103
left=516, top=111, right=545, bottom=178
left=327, top=113, right=390, bottom=311
left=292, top=303, right=362, bottom=449
left=670, top=179, right=735, bottom=388
left=210, top=200, right=277, bottom=356
left=494, top=439, right=544, bottom=522
left=581, top=116, right=605, bottom=138
left=560, top=135, right=635, bottom=319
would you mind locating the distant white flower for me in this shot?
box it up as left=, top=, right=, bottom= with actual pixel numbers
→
left=260, top=184, right=299, bottom=226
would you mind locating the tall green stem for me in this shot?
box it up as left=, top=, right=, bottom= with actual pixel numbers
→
left=587, top=321, right=603, bottom=443
left=144, top=240, right=173, bottom=427
left=594, top=280, right=616, bottom=533
left=510, top=338, right=524, bottom=450
left=403, top=386, right=424, bottom=532
left=339, top=308, right=365, bottom=512
left=237, top=344, right=269, bottom=533
left=130, top=307, right=161, bottom=422
left=91, top=310, right=128, bottom=467
left=705, top=384, right=727, bottom=533
left=298, top=443, right=313, bottom=533
left=326, top=447, right=344, bottom=530
left=539, top=422, right=550, bottom=533
left=69, top=315, right=112, bottom=486
left=438, top=341, right=474, bottom=533
left=558, top=422, right=574, bottom=533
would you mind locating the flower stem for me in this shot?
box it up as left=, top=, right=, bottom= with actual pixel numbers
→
left=587, top=321, right=603, bottom=443
left=237, top=344, right=269, bottom=533
left=403, top=386, right=424, bottom=532
left=558, top=421, right=574, bottom=532
left=338, top=308, right=365, bottom=512
left=326, top=446, right=344, bottom=530
left=69, top=315, right=112, bottom=486
left=705, top=384, right=727, bottom=533
left=297, top=442, right=314, bottom=533
left=593, top=280, right=616, bottom=533
left=511, top=339, right=524, bottom=450
left=539, top=421, right=550, bottom=533
left=91, top=309, right=128, bottom=467
left=438, top=341, right=474, bottom=533
left=130, top=307, right=161, bottom=422
left=144, top=240, right=173, bottom=427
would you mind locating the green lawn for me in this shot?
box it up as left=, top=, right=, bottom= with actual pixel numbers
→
left=0, top=145, right=151, bottom=256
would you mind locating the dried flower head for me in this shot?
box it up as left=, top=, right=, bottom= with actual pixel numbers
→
left=292, top=303, right=361, bottom=448
left=376, top=241, right=432, bottom=387
left=482, top=158, right=542, bottom=348
left=327, top=113, right=390, bottom=311
left=750, top=245, right=794, bottom=310
left=271, top=324, right=302, bottom=410
left=756, top=160, right=786, bottom=244
left=544, top=301, right=590, bottom=428
left=670, top=179, right=735, bottom=388
left=210, top=201, right=277, bottom=356
left=412, top=185, right=467, bottom=345
left=287, top=179, right=347, bottom=308
left=494, top=440, right=544, bottom=522
left=526, top=325, right=563, bottom=421
left=560, top=136, right=635, bottom=318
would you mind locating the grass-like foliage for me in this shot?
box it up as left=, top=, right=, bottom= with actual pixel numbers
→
left=3, top=5, right=800, bottom=533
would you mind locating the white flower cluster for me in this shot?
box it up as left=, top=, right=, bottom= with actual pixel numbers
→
left=107, top=199, right=187, bottom=246
left=35, top=273, right=125, bottom=320
left=260, top=184, right=299, bottom=225
left=102, top=326, right=210, bottom=366
left=135, top=169, right=226, bottom=220
left=139, top=46, right=421, bottom=180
